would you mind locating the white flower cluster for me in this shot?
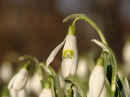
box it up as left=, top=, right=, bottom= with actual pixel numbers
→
left=7, top=13, right=130, bottom=97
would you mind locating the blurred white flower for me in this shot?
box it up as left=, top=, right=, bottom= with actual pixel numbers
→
left=61, top=34, right=78, bottom=78
left=0, top=62, right=13, bottom=83
left=77, top=58, right=89, bottom=78
left=39, top=88, right=54, bottom=97
left=87, top=65, right=105, bottom=97
left=8, top=68, right=28, bottom=91
left=26, top=73, right=42, bottom=95
left=123, top=41, right=130, bottom=65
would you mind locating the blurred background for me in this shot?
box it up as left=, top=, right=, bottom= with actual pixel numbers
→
left=0, top=0, right=130, bottom=96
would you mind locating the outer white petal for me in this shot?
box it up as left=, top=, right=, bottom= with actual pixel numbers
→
left=88, top=65, right=105, bottom=97
left=8, top=75, right=17, bottom=90
left=8, top=68, right=28, bottom=91
left=39, top=88, right=53, bottom=97
left=61, top=34, right=78, bottom=78
left=46, top=40, right=65, bottom=66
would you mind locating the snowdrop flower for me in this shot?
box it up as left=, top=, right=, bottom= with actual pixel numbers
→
left=39, top=88, right=54, bottom=97
left=87, top=65, right=105, bottom=97
left=77, top=58, right=89, bottom=78
left=0, top=62, right=13, bottom=83
left=8, top=68, right=28, bottom=91
left=46, top=24, right=78, bottom=78
left=61, top=34, right=78, bottom=78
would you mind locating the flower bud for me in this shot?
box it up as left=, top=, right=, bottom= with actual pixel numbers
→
left=61, top=34, right=78, bottom=78
left=39, top=88, right=54, bottom=97
left=8, top=68, right=28, bottom=91
left=88, top=65, right=105, bottom=97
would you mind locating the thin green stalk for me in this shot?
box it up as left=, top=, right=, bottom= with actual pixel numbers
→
left=63, top=14, right=108, bottom=45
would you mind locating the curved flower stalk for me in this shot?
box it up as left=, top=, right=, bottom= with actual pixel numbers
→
left=87, top=55, right=105, bottom=97
left=8, top=68, right=28, bottom=91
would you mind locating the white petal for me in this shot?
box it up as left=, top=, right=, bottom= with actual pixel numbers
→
left=9, top=68, right=28, bottom=91
left=88, top=65, right=105, bottom=97
left=46, top=40, right=65, bottom=66
left=8, top=75, right=17, bottom=90
left=123, top=78, right=130, bottom=97
left=13, top=69, right=28, bottom=90
left=39, top=89, right=53, bottom=97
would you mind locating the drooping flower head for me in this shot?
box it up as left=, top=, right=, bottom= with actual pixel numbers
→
left=61, top=31, right=78, bottom=78
left=8, top=68, right=28, bottom=91
left=46, top=25, right=78, bottom=78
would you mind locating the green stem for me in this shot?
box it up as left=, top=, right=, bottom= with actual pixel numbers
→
left=64, top=14, right=108, bottom=45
